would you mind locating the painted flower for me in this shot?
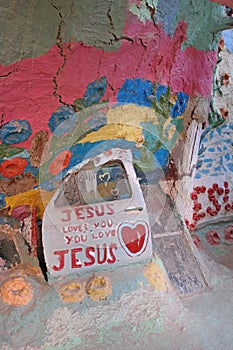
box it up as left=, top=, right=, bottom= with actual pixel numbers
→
left=48, top=150, right=72, bottom=176
left=221, top=73, right=230, bottom=85
left=0, top=120, right=32, bottom=145
left=155, top=84, right=168, bottom=101
left=59, top=281, right=86, bottom=303
left=0, top=277, right=33, bottom=306
left=48, top=106, right=77, bottom=136
left=0, top=157, right=28, bottom=178
left=224, top=224, right=233, bottom=244
left=206, top=229, right=221, bottom=245
left=117, top=78, right=153, bottom=107
left=11, top=205, right=31, bottom=221
left=82, top=76, right=108, bottom=106
left=86, top=275, right=112, bottom=302
left=170, top=92, right=188, bottom=118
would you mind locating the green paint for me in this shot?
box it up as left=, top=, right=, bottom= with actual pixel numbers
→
left=0, top=144, right=24, bottom=159
left=0, top=0, right=60, bottom=65
left=177, top=0, right=233, bottom=51
left=61, top=0, right=128, bottom=51
left=129, top=0, right=158, bottom=24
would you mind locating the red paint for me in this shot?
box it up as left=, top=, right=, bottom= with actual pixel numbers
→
left=192, top=234, right=201, bottom=249
left=224, top=181, right=229, bottom=188
left=206, top=229, right=220, bottom=246
left=53, top=245, right=118, bottom=271
left=0, top=157, right=28, bottom=178
left=224, top=204, right=231, bottom=211
left=48, top=150, right=72, bottom=176
left=71, top=248, right=82, bottom=268
left=53, top=249, right=69, bottom=271
left=190, top=192, right=198, bottom=200
left=118, top=222, right=149, bottom=256
left=193, top=202, right=202, bottom=211
left=210, top=0, right=233, bottom=7
left=208, top=188, right=214, bottom=195
left=31, top=207, right=38, bottom=257
left=223, top=196, right=229, bottom=203
left=11, top=205, right=31, bottom=221
left=224, top=225, right=233, bottom=244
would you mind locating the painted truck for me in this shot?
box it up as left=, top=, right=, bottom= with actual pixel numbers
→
left=42, top=148, right=153, bottom=276
left=0, top=148, right=153, bottom=305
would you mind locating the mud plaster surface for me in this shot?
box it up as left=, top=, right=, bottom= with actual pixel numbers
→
left=0, top=252, right=233, bottom=349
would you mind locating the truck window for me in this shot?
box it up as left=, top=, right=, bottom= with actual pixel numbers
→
left=0, top=238, right=21, bottom=271
left=55, top=160, right=132, bottom=207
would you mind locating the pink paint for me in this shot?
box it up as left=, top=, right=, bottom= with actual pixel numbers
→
left=171, top=47, right=217, bottom=96
left=0, top=11, right=218, bottom=149
left=210, top=0, right=233, bottom=7
left=0, top=46, right=63, bottom=147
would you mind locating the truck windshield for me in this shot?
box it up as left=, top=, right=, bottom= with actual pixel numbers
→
left=0, top=238, right=21, bottom=271
left=55, top=160, right=132, bottom=207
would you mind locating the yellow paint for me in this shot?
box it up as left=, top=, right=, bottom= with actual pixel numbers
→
left=107, top=104, right=158, bottom=126
left=86, top=275, right=112, bottom=302
left=166, top=124, right=176, bottom=140
left=0, top=277, right=33, bottom=306
left=143, top=261, right=169, bottom=291
left=5, top=189, right=55, bottom=218
left=59, top=281, right=86, bottom=303
left=79, top=123, right=142, bottom=143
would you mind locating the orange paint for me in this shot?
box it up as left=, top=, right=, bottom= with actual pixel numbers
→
left=48, top=150, right=72, bottom=176
left=0, top=157, right=28, bottom=178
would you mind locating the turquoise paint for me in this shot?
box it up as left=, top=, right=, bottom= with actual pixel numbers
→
left=178, top=0, right=227, bottom=51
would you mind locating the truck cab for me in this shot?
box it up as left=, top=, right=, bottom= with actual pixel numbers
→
left=42, top=148, right=153, bottom=277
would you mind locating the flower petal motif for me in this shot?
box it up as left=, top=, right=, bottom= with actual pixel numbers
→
left=206, top=229, right=221, bottom=245
left=0, top=277, right=33, bottom=306
left=0, top=157, right=28, bottom=178
left=224, top=224, right=233, bottom=244
left=48, top=150, right=72, bottom=176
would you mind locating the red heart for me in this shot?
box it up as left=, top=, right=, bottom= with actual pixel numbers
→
left=118, top=221, right=149, bottom=257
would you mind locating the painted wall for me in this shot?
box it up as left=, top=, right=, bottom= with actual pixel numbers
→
left=0, top=1, right=233, bottom=348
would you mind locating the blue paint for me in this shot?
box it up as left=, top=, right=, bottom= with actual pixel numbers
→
left=155, top=0, right=180, bottom=36
left=82, top=76, right=108, bottom=106
left=210, top=130, right=214, bottom=139
left=48, top=106, right=77, bottom=136
left=87, top=112, right=107, bottom=132
left=154, top=148, right=169, bottom=168
left=225, top=154, right=230, bottom=161
left=195, top=173, right=201, bottom=179
left=0, top=120, right=32, bottom=145
left=204, top=158, right=213, bottom=163
left=222, top=29, right=233, bottom=53
left=201, top=169, right=210, bottom=174
left=117, top=79, right=153, bottom=107
left=208, top=147, right=215, bottom=152
left=206, top=163, right=212, bottom=168
left=0, top=194, right=6, bottom=208
left=155, top=84, right=168, bottom=101
left=196, top=160, right=202, bottom=169
left=214, top=166, right=221, bottom=172
left=25, top=164, right=39, bottom=178
left=227, top=163, right=233, bottom=172
left=217, top=146, right=222, bottom=152
left=170, top=92, right=188, bottom=118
